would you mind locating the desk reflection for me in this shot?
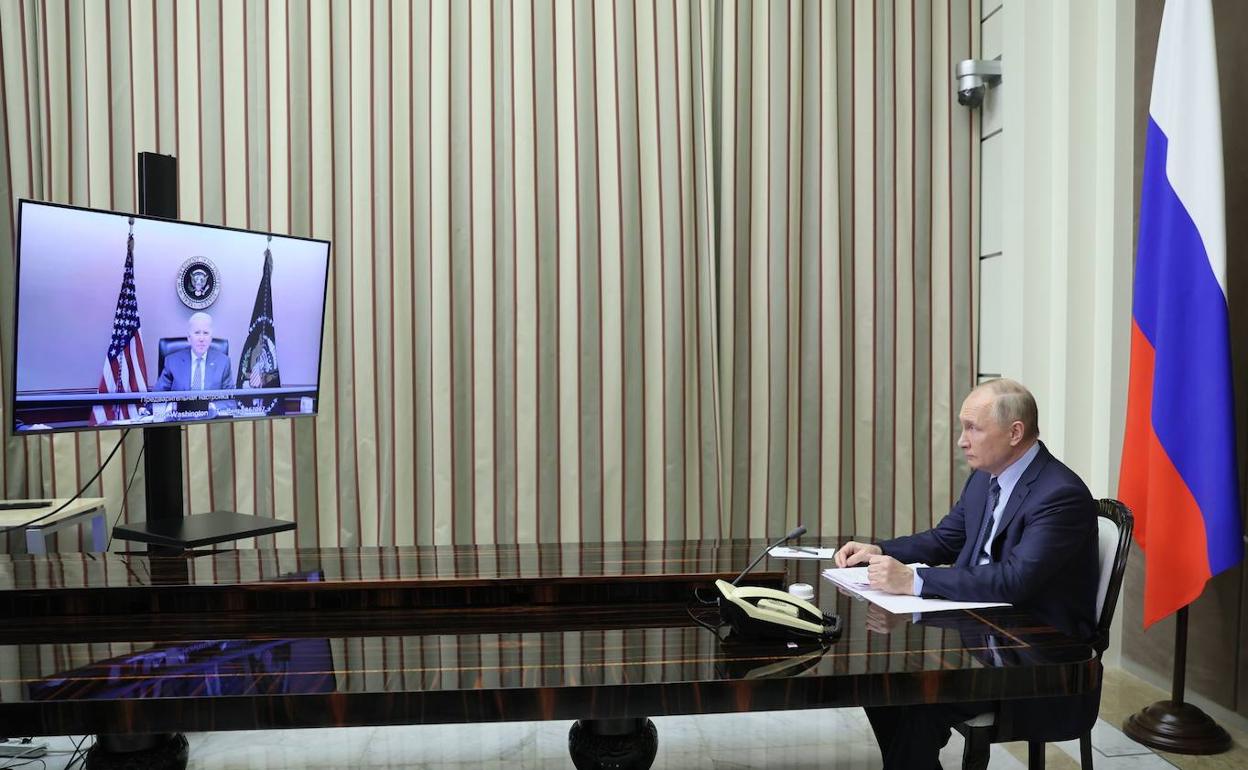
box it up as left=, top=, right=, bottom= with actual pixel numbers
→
left=30, top=637, right=335, bottom=701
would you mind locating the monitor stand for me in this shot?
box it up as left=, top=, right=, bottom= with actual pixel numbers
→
left=107, top=152, right=296, bottom=555
left=109, top=425, right=295, bottom=554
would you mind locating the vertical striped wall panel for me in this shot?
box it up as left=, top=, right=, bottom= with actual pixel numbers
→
left=0, top=0, right=976, bottom=550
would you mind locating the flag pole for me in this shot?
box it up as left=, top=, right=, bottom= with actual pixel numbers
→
left=1122, top=605, right=1231, bottom=754
left=1117, top=0, right=1242, bottom=754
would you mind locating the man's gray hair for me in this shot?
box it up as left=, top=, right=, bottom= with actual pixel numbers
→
left=973, top=378, right=1039, bottom=440
left=188, top=311, right=213, bottom=328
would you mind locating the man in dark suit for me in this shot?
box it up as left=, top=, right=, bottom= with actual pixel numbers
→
left=835, top=378, right=1099, bottom=769
left=155, top=312, right=233, bottom=393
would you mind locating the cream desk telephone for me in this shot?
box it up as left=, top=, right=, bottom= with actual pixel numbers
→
left=708, top=525, right=842, bottom=644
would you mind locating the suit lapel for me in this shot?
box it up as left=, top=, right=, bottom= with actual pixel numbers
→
left=990, top=443, right=1050, bottom=553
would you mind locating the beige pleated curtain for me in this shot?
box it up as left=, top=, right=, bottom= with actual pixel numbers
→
left=0, top=0, right=977, bottom=550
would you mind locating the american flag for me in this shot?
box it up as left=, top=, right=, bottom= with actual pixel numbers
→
left=90, top=227, right=149, bottom=425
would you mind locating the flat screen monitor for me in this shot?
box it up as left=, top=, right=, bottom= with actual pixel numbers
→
left=10, top=200, right=330, bottom=434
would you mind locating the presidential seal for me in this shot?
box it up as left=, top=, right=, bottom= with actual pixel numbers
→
left=176, top=256, right=221, bottom=309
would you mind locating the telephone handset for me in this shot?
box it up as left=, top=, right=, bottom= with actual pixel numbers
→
left=715, top=579, right=842, bottom=642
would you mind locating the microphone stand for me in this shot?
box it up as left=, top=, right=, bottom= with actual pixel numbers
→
left=731, top=526, right=807, bottom=586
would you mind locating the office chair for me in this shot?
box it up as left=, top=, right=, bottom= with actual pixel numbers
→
left=957, top=498, right=1134, bottom=770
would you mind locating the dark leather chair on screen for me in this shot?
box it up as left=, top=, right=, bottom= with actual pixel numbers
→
left=957, top=498, right=1134, bottom=770
left=156, top=338, right=229, bottom=382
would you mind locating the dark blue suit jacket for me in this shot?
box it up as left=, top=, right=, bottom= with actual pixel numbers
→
left=879, top=442, right=1101, bottom=739
left=155, top=349, right=233, bottom=393
left=880, top=442, right=1098, bottom=641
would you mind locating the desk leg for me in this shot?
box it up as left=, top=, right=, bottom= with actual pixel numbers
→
left=568, top=718, right=658, bottom=770
left=91, top=511, right=108, bottom=552
left=86, top=733, right=188, bottom=770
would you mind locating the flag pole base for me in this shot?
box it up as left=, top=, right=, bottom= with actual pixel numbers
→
left=1122, top=701, right=1232, bottom=755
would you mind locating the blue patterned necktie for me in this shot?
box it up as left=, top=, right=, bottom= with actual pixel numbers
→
left=974, top=478, right=1002, bottom=565
left=193, top=357, right=204, bottom=391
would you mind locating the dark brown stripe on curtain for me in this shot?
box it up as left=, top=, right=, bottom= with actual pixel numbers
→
left=42, top=1, right=53, bottom=195
left=152, top=0, right=161, bottom=151
left=891, top=0, right=902, bottom=536
left=671, top=0, right=691, bottom=540
left=686, top=1, right=701, bottom=538
left=590, top=1, right=608, bottom=544
left=325, top=0, right=344, bottom=543
left=508, top=0, right=521, bottom=545
left=417, top=0, right=434, bottom=546
left=912, top=0, right=932, bottom=530
left=873, top=0, right=895, bottom=542
left=614, top=0, right=643, bottom=543
left=375, top=0, right=394, bottom=545
left=691, top=0, right=719, bottom=536
left=346, top=2, right=363, bottom=538
left=569, top=2, right=595, bottom=544
left=836, top=0, right=853, bottom=541
left=729, top=0, right=752, bottom=540
left=765, top=1, right=784, bottom=539
left=630, top=0, right=648, bottom=543
left=533, top=0, right=560, bottom=544
left=216, top=0, right=226, bottom=223
left=66, top=0, right=75, bottom=196
left=650, top=0, right=674, bottom=541
left=447, top=1, right=472, bottom=543
left=18, top=2, right=35, bottom=192
left=797, top=0, right=822, bottom=538
left=491, top=0, right=518, bottom=545
left=466, top=0, right=479, bottom=546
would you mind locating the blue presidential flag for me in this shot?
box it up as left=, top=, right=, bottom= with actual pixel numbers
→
left=237, top=239, right=282, bottom=414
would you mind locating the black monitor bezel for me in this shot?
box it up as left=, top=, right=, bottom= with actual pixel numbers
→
left=9, top=198, right=332, bottom=437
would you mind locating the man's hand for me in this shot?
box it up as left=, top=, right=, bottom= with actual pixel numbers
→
left=834, top=541, right=882, bottom=568
left=866, top=556, right=915, bottom=595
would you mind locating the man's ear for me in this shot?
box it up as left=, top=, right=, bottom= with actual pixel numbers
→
left=1010, top=421, right=1025, bottom=445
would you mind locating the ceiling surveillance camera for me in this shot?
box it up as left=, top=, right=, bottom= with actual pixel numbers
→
left=955, top=59, right=1002, bottom=108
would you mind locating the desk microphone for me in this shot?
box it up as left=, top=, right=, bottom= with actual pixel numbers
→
left=731, top=525, right=808, bottom=586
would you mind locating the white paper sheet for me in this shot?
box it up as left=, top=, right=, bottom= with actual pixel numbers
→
left=821, top=565, right=1011, bottom=614
left=768, top=546, right=837, bottom=560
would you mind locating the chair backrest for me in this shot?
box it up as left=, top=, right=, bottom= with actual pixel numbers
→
left=157, top=337, right=229, bottom=375
left=1091, top=498, right=1133, bottom=655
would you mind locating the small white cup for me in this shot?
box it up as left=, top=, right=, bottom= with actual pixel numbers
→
left=787, top=582, right=815, bottom=602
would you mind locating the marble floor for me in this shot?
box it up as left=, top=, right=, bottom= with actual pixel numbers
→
left=13, top=669, right=1248, bottom=769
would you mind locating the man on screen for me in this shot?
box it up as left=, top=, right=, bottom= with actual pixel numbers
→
left=155, top=312, right=233, bottom=392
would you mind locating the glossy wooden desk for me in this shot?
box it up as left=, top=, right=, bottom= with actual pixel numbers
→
left=0, top=542, right=1099, bottom=768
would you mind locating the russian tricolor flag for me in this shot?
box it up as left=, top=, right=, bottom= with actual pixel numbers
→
left=1119, top=0, right=1243, bottom=628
